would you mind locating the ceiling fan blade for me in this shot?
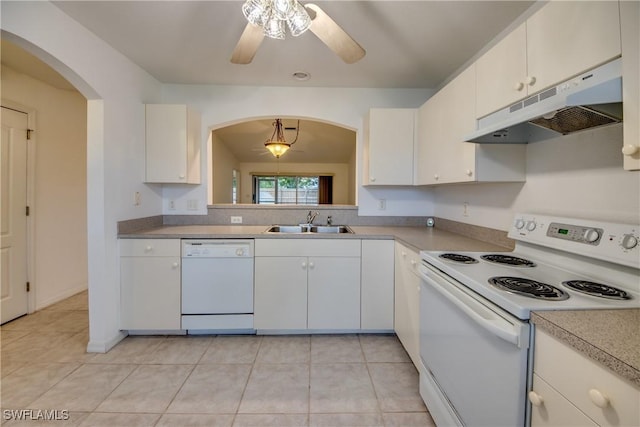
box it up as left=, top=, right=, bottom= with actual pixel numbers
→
left=231, top=23, right=265, bottom=64
left=305, top=3, right=365, bottom=64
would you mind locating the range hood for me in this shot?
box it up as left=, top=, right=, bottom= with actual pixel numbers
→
left=466, top=58, right=622, bottom=144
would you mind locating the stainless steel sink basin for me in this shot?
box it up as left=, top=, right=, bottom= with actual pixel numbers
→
left=264, top=225, right=354, bottom=234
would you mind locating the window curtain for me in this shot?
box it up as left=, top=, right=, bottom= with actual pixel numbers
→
left=318, top=176, right=333, bottom=204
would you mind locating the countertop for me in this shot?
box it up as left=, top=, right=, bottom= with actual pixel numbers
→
left=118, top=224, right=511, bottom=253
left=531, top=309, right=640, bottom=388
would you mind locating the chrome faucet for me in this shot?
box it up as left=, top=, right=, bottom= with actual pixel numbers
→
left=306, top=210, right=319, bottom=225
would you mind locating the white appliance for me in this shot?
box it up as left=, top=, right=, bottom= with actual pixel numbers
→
left=418, top=213, right=639, bottom=426
left=181, top=240, right=254, bottom=333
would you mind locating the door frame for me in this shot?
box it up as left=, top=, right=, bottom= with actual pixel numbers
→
left=2, top=99, right=37, bottom=315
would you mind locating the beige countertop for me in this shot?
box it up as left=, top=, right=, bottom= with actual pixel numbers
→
left=118, top=224, right=510, bottom=253
left=531, top=309, right=640, bottom=387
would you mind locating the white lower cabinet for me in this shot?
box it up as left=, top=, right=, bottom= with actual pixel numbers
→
left=119, top=239, right=181, bottom=330
left=360, top=240, right=395, bottom=330
left=393, top=241, right=421, bottom=368
left=254, top=239, right=361, bottom=331
left=531, top=329, right=640, bottom=427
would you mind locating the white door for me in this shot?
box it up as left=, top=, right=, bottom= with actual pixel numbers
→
left=1, top=107, right=29, bottom=324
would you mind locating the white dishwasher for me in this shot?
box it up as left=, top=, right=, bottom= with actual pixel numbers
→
left=181, top=240, right=254, bottom=333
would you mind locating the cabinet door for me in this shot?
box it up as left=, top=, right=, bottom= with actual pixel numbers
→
left=526, top=1, right=621, bottom=94
left=145, top=104, right=201, bottom=184
left=364, top=108, right=416, bottom=185
left=394, top=243, right=421, bottom=367
left=254, top=257, right=308, bottom=330
left=307, top=256, right=361, bottom=330
left=120, top=256, right=181, bottom=330
left=361, top=240, right=394, bottom=330
left=476, top=23, right=527, bottom=118
left=621, top=0, right=640, bottom=171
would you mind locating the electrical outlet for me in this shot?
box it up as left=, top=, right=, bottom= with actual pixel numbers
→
left=378, top=199, right=386, bottom=210
left=187, top=199, right=198, bottom=211
left=168, top=200, right=176, bottom=210
left=463, top=202, right=469, bottom=217
left=134, top=192, right=141, bottom=206
left=231, top=216, right=243, bottom=224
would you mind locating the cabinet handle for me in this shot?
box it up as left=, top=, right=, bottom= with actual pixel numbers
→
left=172, top=262, right=179, bottom=269
left=401, top=251, right=407, bottom=257
left=514, top=81, right=525, bottom=91
left=370, top=177, right=376, bottom=182
left=308, top=261, right=315, bottom=269
left=434, top=174, right=439, bottom=181
left=465, top=169, right=473, bottom=177
left=410, top=260, right=417, bottom=266
left=588, top=389, right=610, bottom=408
left=526, top=76, right=536, bottom=86
left=145, top=245, right=153, bottom=252
left=528, top=391, right=544, bottom=407
left=301, top=261, right=307, bottom=269
left=622, top=144, right=639, bottom=156
left=179, top=174, right=186, bottom=179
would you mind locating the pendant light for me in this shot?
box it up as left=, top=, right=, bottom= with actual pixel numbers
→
left=264, top=118, right=299, bottom=158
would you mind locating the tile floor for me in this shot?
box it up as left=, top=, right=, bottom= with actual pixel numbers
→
left=1, top=291, right=435, bottom=426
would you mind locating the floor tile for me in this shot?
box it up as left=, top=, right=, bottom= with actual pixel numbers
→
left=199, top=335, right=262, bottom=364
left=143, top=335, right=212, bottom=364
left=1, top=311, right=74, bottom=331
left=0, top=330, right=30, bottom=345
left=232, top=414, right=309, bottom=427
left=311, top=335, right=364, bottom=363
left=77, top=412, right=160, bottom=427
left=309, top=413, right=383, bottom=427
left=368, top=363, right=427, bottom=412
left=310, top=363, right=378, bottom=413
left=167, top=364, right=251, bottom=414
left=86, top=336, right=164, bottom=364
left=40, top=311, right=89, bottom=333
left=30, top=364, right=136, bottom=411
left=359, top=335, right=411, bottom=363
left=238, top=363, right=309, bottom=414
left=0, top=362, right=80, bottom=408
left=95, top=364, right=193, bottom=413
left=157, top=414, right=234, bottom=427
left=31, top=330, right=95, bottom=364
left=1, top=332, right=77, bottom=363
left=255, top=335, right=310, bottom=363
left=1, top=358, right=27, bottom=379
left=43, top=291, right=88, bottom=312
left=382, top=411, right=436, bottom=426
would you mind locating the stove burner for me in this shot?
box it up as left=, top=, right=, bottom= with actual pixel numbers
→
left=488, top=276, right=569, bottom=300
left=439, top=253, right=479, bottom=264
left=481, top=254, right=536, bottom=267
left=562, top=280, right=632, bottom=300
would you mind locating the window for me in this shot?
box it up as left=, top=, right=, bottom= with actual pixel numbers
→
left=253, top=175, right=331, bottom=205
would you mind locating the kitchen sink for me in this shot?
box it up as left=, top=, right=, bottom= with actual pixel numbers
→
left=264, top=225, right=354, bottom=234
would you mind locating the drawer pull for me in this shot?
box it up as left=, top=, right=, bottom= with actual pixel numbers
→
left=145, top=245, right=153, bottom=252
left=588, top=388, right=610, bottom=408
left=172, top=262, right=179, bottom=269
left=528, top=391, right=544, bottom=407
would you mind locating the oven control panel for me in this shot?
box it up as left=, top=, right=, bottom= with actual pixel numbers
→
left=546, top=222, right=603, bottom=245
left=509, top=213, right=640, bottom=269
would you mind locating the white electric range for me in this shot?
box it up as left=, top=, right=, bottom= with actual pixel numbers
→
left=418, top=213, right=639, bottom=427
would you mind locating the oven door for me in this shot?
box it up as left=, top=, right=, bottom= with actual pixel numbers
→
left=419, top=262, right=531, bottom=427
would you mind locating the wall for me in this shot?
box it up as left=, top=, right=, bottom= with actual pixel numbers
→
left=237, top=161, right=351, bottom=205
left=1, top=65, right=88, bottom=309
left=434, top=124, right=640, bottom=230
left=211, top=132, right=240, bottom=204
left=160, top=85, right=437, bottom=217
left=1, top=1, right=163, bottom=352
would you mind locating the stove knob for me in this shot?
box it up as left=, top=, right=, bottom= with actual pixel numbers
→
left=526, top=221, right=537, bottom=232
left=583, top=228, right=600, bottom=243
left=235, top=248, right=245, bottom=256
left=514, top=219, right=525, bottom=230
left=621, top=234, right=638, bottom=250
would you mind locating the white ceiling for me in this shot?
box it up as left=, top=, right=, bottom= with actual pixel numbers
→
left=2, top=0, right=535, bottom=164
left=50, top=0, right=535, bottom=89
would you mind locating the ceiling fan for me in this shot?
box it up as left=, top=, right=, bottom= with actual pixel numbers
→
left=231, top=0, right=366, bottom=65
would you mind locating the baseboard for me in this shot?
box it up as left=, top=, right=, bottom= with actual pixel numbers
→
left=35, top=283, right=88, bottom=311
left=86, top=330, right=127, bottom=353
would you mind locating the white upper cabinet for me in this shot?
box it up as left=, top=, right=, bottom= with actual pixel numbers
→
left=476, top=1, right=621, bottom=118
left=145, top=104, right=201, bottom=184
left=363, top=108, right=416, bottom=185
left=416, top=64, right=526, bottom=186
left=621, top=0, right=640, bottom=171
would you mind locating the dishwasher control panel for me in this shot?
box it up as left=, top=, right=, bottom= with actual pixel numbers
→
left=182, top=240, right=254, bottom=258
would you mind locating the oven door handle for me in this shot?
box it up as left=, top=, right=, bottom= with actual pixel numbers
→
left=420, top=264, right=522, bottom=347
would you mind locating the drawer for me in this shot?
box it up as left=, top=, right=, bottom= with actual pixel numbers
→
left=395, top=242, right=421, bottom=275
left=530, top=373, right=598, bottom=427
left=534, top=329, right=640, bottom=427
left=255, top=239, right=361, bottom=257
left=119, top=238, right=181, bottom=257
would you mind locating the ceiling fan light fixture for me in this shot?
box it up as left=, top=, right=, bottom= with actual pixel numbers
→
left=265, top=141, right=291, bottom=158
left=287, top=3, right=311, bottom=36
left=242, top=0, right=269, bottom=27
left=264, top=14, right=286, bottom=39
left=272, top=0, right=296, bottom=20
left=264, top=118, right=299, bottom=158
left=241, top=0, right=310, bottom=40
